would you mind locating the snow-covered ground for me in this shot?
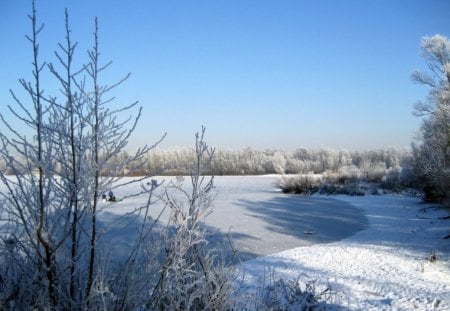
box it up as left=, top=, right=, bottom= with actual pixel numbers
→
left=236, top=188, right=450, bottom=310
left=3, top=175, right=448, bottom=309
left=104, top=175, right=450, bottom=310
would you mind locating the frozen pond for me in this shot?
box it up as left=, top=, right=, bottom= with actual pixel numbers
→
left=100, top=175, right=368, bottom=262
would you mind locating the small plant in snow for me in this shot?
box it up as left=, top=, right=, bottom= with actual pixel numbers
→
left=150, top=127, right=236, bottom=310
left=263, top=277, right=332, bottom=310
left=428, top=249, right=437, bottom=263
left=245, top=270, right=334, bottom=311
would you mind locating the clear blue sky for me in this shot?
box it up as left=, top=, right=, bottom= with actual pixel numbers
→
left=1, top=1, right=449, bottom=151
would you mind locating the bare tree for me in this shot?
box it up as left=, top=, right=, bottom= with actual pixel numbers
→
left=0, top=1, right=164, bottom=309
left=0, top=1, right=60, bottom=307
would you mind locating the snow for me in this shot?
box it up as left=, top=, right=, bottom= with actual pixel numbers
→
left=102, top=175, right=368, bottom=261
left=236, top=190, right=450, bottom=310
left=102, top=175, right=449, bottom=310
left=4, top=175, right=448, bottom=309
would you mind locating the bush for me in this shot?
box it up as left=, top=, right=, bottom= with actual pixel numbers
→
left=260, top=277, right=332, bottom=310
left=277, top=175, right=321, bottom=195
left=276, top=169, right=407, bottom=196
left=239, top=271, right=335, bottom=311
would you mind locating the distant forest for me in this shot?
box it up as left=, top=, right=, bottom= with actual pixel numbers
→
left=0, top=147, right=412, bottom=180
left=103, top=147, right=411, bottom=178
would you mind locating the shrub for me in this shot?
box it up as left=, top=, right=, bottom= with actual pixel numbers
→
left=261, top=277, right=332, bottom=310
left=277, top=175, right=321, bottom=195
left=276, top=170, right=404, bottom=196
left=240, top=271, right=335, bottom=311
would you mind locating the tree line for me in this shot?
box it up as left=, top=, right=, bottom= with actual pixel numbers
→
left=142, top=146, right=409, bottom=177
left=2, top=145, right=411, bottom=179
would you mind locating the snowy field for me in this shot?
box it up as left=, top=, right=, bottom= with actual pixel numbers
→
left=99, top=175, right=450, bottom=310
left=3, top=175, right=447, bottom=309
left=229, top=178, right=450, bottom=310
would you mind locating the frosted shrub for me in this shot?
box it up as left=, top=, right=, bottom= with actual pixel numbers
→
left=336, top=165, right=361, bottom=183
left=284, top=158, right=304, bottom=174
left=0, top=237, right=27, bottom=309
left=261, top=277, right=332, bottom=311
left=277, top=171, right=383, bottom=196
left=241, top=271, right=334, bottom=311
left=380, top=167, right=403, bottom=191
left=277, top=175, right=321, bottom=195
left=333, top=182, right=366, bottom=196
left=150, top=128, right=236, bottom=310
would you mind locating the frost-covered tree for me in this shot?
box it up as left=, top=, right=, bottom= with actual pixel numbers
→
left=0, top=2, right=60, bottom=306
left=0, top=2, right=164, bottom=309
left=411, top=34, right=450, bottom=204
left=0, top=2, right=239, bottom=310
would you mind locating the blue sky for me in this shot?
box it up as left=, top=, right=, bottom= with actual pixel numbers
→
left=1, top=1, right=449, bottom=151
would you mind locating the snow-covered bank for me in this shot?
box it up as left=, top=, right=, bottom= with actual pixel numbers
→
left=237, top=195, right=450, bottom=310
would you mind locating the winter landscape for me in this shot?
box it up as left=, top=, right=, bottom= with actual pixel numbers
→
left=94, top=175, right=450, bottom=310
left=1, top=1, right=449, bottom=310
